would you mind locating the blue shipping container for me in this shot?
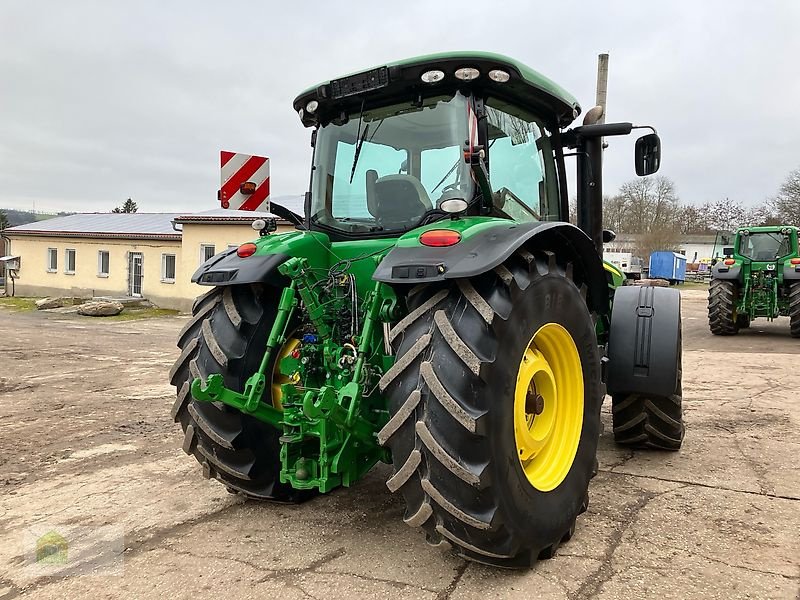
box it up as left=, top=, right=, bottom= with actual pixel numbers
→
left=649, top=251, right=687, bottom=283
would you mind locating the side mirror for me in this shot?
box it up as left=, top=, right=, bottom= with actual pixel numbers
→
left=602, top=229, right=617, bottom=243
left=723, top=247, right=734, bottom=256
left=635, top=133, right=661, bottom=176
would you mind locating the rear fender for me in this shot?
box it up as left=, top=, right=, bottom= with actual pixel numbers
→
left=192, top=250, right=289, bottom=286
left=711, top=262, right=742, bottom=281
left=606, top=286, right=681, bottom=398
left=373, top=221, right=609, bottom=315
left=783, top=262, right=800, bottom=281
left=191, top=230, right=330, bottom=287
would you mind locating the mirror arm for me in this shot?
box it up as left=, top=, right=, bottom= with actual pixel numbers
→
left=631, top=125, right=658, bottom=135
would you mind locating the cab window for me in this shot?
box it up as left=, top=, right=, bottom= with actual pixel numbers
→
left=486, top=101, right=559, bottom=222
left=331, top=140, right=407, bottom=219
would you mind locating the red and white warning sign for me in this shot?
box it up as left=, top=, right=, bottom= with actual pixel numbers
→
left=218, top=151, right=270, bottom=211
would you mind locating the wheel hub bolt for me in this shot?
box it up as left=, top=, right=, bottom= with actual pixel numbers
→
left=527, top=393, right=545, bottom=416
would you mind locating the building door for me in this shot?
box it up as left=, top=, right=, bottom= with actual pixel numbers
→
left=128, top=252, right=143, bottom=297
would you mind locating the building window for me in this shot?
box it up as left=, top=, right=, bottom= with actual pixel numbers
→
left=161, top=253, right=176, bottom=283
left=200, top=244, right=216, bottom=264
left=47, top=248, right=57, bottom=272
left=64, top=249, right=76, bottom=274
left=98, top=250, right=110, bottom=277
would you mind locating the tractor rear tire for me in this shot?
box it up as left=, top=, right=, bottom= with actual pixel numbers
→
left=790, top=282, right=800, bottom=338
left=708, top=279, right=739, bottom=335
left=169, top=285, right=306, bottom=501
left=379, top=249, right=603, bottom=568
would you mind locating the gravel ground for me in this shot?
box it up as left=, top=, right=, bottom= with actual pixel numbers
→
left=1, top=288, right=798, bottom=599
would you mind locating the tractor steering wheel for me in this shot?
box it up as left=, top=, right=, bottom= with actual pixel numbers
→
left=495, top=187, right=541, bottom=221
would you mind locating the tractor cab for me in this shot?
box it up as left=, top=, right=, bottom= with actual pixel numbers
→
left=294, top=53, right=577, bottom=239
left=293, top=52, right=659, bottom=246
left=734, top=227, right=797, bottom=265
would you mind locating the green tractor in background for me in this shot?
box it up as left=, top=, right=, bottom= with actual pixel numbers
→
left=170, top=52, right=684, bottom=567
left=709, top=225, right=800, bottom=336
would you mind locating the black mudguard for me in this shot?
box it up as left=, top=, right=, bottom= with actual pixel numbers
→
left=192, top=249, right=289, bottom=286
left=373, top=221, right=609, bottom=314
left=711, top=262, right=742, bottom=281
left=606, top=285, right=681, bottom=398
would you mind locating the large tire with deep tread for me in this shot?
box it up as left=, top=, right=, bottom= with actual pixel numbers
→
left=169, top=284, right=305, bottom=501
left=708, top=279, right=739, bottom=335
left=611, top=331, right=684, bottom=450
left=379, top=248, right=603, bottom=568
left=790, top=283, right=800, bottom=338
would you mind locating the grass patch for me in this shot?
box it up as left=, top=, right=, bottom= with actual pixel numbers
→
left=0, top=296, right=39, bottom=311
left=103, top=307, right=181, bottom=321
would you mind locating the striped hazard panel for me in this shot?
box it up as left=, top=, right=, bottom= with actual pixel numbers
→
left=218, top=151, right=270, bottom=211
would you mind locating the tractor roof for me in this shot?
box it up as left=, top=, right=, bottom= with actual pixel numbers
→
left=294, top=51, right=581, bottom=129
left=736, top=225, right=798, bottom=234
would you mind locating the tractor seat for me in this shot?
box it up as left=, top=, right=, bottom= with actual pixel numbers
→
left=755, top=251, right=775, bottom=261
left=366, top=171, right=432, bottom=229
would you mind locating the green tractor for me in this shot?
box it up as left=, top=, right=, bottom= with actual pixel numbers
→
left=170, top=52, right=684, bottom=567
left=709, top=225, right=800, bottom=336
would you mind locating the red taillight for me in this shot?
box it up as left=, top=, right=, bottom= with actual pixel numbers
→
left=791, top=258, right=800, bottom=265
left=237, top=243, right=257, bottom=258
left=419, top=229, right=461, bottom=247
left=724, top=259, right=735, bottom=265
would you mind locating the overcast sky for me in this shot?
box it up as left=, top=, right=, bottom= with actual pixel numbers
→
left=1, top=1, right=798, bottom=214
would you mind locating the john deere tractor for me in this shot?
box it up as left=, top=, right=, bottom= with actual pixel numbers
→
left=709, top=225, right=800, bottom=336
left=170, top=52, right=684, bottom=567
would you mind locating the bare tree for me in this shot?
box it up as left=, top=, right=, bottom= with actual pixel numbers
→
left=747, top=204, right=782, bottom=227
left=0, top=210, right=8, bottom=231
left=770, top=167, right=800, bottom=224
left=610, top=176, right=681, bottom=259
left=674, top=203, right=713, bottom=235
left=705, top=198, right=748, bottom=231
left=614, top=176, right=680, bottom=233
left=602, top=193, right=626, bottom=233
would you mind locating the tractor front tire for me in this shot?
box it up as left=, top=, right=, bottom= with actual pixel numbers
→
left=790, top=282, right=800, bottom=338
left=380, top=249, right=602, bottom=567
left=611, top=382, right=684, bottom=450
left=708, top=279, right=739, bottom=335
left=169, top=285, right=305, bottom=501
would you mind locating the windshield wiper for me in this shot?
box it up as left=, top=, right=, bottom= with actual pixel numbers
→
left=349, top=101, right=368, bottom=184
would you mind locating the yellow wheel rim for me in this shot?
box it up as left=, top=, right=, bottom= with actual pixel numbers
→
left=513, top=323, right=583, bottom=492
left=271, top=337, right=301, bottom=411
